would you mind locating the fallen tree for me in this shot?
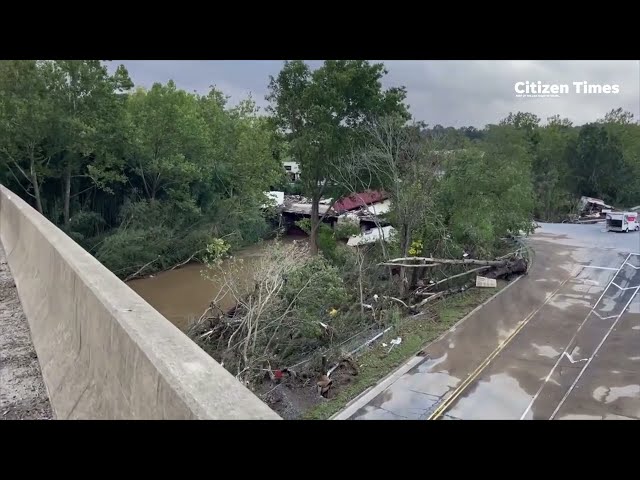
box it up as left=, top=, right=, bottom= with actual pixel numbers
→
left=382, top=253, right=529, bottom=312
left=380, top=256, right=511, bottom=267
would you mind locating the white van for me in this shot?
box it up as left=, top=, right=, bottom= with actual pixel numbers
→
left=606, top=211, right=639, bottom=232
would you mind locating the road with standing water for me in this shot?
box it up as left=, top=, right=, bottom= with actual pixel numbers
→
left=336, top=222, right=640, bottom=420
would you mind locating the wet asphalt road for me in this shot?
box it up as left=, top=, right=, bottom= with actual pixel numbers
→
left=337, top=222, right=640, bottom=420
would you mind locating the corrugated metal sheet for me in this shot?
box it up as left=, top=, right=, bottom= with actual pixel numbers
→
left=333, top=191, right=388, bottom=214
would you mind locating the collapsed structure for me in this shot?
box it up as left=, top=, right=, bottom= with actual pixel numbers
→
left=577, top=196, right=612, bottom=221
left=265, top=189, right=396, bottom=245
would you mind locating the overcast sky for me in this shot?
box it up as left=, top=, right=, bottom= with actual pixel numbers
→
left=108, top=60, right=640, bottom=128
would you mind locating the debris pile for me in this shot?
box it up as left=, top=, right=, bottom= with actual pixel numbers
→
left=567, top=196, right=613, bottom=224
left=382, top=252, right=528, bottom=311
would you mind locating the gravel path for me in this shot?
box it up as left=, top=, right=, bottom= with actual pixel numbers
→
left=0, top=244, right=54, bottom=420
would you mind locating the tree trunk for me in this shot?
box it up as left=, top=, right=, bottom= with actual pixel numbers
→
left=358, top=249, right=365, bottom=317
left=399, top=223, right=411, bottom=296
left=309, top=194, right=320, bottom=255
left=29, top=156, right=43, bottom=214
left=63, top=162, right=71, bottom=226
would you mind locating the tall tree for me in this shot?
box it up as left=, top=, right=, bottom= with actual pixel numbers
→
left=439, top=125, right=534, bottom=255
left=532, top=116, right=576, bottom=220
left=360, top=116, right=443, bottom=294
left=267, top=60, right=409, bottom=254
left=42, top=60, right=132, bottom=225
left=125, top=81, right=209, bottom=203
left=567, top=123, right=625, bottom=202
left=0, top=60, right=56, bottom=213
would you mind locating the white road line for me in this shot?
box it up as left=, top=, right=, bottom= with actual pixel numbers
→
left=518, top=252, right=632, bottom=420
left=610, top=281, right=640, bottom=291
left=563, top=352, right=588, bottom=364
left=624, top=262, right=640, bottom=270
left=582, top=265, right=619, bottom=271
left=549, top=286, right=640, bottom=420
left=592, top=311, right=618, bottom=321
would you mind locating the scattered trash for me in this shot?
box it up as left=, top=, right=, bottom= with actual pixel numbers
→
left=382, top=343, right=388, bottom=347
left=476, top=276, right=497, bottom=288
left=388, top=337, right=402, bottom=353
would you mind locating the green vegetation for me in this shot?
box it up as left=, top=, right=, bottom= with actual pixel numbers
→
left=0, top=60, right=284, bottom=278
left=304, top=281, right=507, bottom=419
left=2, top=59, right=637, bottom=280
left=2, top=60, right=639, bottom=416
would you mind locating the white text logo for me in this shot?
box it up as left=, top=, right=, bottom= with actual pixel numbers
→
left=514, top=81, right=620, bottom=98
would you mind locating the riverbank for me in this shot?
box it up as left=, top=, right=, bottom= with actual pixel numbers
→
left=127, top=233, right=307, bottom=331
left=256, top=281, right=509, bottom=419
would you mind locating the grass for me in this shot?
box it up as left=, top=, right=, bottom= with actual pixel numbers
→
left=303, top=279, right=508, bottom=420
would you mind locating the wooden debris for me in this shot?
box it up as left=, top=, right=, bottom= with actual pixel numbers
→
left=317, top=375, right=333, bottom=397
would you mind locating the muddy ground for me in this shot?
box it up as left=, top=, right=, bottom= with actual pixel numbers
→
left=257, top=359, right=360, bottom=419
left=0, top=244, right=53, bottom=420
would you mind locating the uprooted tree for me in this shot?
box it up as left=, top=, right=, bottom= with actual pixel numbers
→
left=189, top=241, right=350, bottom=384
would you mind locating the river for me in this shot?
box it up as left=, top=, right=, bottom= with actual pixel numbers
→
left=127, top=234, right=306, bottom=331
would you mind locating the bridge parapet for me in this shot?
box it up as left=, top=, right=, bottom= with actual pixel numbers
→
left=0, top=185, right=280, bottom=420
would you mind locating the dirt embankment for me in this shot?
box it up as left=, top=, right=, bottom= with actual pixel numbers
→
left=0, top=245, right=53, bottom=420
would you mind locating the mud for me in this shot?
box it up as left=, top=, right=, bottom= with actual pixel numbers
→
left=0, top=244, right=53, bottom=420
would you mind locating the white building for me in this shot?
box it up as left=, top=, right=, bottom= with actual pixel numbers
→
left=283, top=161, right=301, bottom=182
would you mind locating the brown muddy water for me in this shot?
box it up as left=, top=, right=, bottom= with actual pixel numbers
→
left=127, top=234, right=307, bottom=331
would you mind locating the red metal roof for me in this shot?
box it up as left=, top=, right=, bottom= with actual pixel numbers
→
left=333, top=190, right=388, bottom=214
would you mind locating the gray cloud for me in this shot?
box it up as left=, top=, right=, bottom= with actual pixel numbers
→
left=108, top=60, right=639, bottom=127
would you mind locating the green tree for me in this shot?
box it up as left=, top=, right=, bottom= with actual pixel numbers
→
left=0, top=60, right=56, bottom=213
left=567, top=123, right=625, bottom=203
left=126, top=81, right=211, bottom=202
left=598, top=109, right=640, bottom=206
left=531, top=116, right=577, bottom=220
left=267, top=60, right=410, bottom=254
left=439, top=125, right=534, bottom=255
left=42, top=60, right=132, bottom=225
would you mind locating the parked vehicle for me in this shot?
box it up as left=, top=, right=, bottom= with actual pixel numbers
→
left=606, top=211, right=639, bottom=232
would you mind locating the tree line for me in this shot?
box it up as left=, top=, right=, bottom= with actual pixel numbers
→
left=1, top=60, right=638, bottom=279
left=0, top=60, right=285, bottom=277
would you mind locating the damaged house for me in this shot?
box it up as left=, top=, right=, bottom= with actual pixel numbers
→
left=577, top=196, right=613, bottom=221
left=264, top=189, right=396, bottom=244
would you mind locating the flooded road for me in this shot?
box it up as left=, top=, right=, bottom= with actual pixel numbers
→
left=338, top=223, right=640, bottom=420
left=127, top=235, right=306, bottom=331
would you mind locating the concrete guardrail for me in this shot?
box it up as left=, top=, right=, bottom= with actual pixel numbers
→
left=0, top=185, right=280, bottom=420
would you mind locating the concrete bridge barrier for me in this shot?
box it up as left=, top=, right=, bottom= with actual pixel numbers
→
left=0, top=185, right=280, bottom=419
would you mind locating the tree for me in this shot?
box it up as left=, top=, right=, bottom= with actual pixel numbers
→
left=438, top=125, right=534, bottom=255
left=0, top=60, right=56, bottom=214
left=359, top=116, right=443, bottom=295
left=267, top=60, right=410, bottom=254
left=567, top=123, right=625, bottom=202
left=42, top=60, right=132, bottom=225
left=600, top=107, right=635, bottom=125
left=532, top=117, right=577, bottom=220
left=500, top=111, right=541, bottom=131
left=125, top=81, right=209, bottom=202
left=598, top=108, right=640, bottom=205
